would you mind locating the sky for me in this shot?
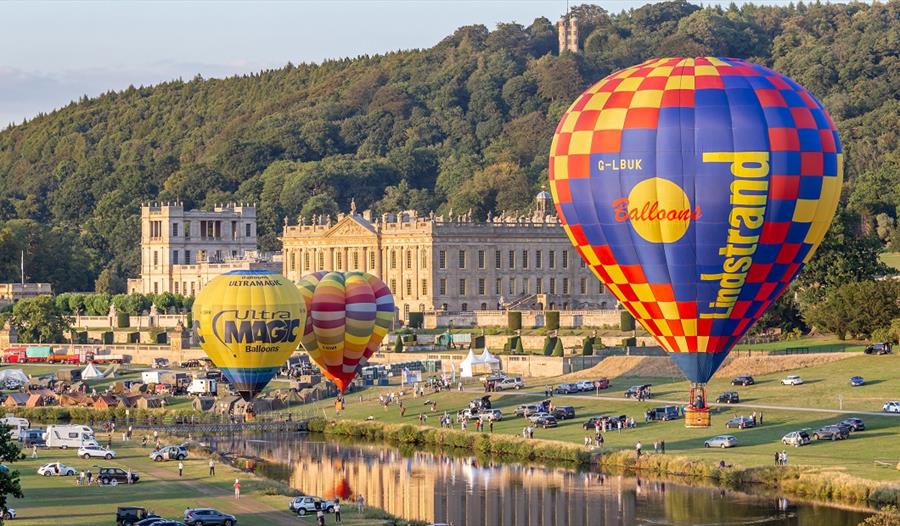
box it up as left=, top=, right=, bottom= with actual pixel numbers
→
left=0, top=0, right=795, bottom=127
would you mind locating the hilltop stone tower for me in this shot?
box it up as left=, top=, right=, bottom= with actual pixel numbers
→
left=557, top=14, right=579, bottom=53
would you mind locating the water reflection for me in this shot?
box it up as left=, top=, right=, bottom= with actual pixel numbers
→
left=208, top=434, right=870, bottom=526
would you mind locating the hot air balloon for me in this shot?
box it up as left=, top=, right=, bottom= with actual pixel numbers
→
left=549, top=57, right=842, bottom=427
left=193, top=269, right=306, bottom=401
left=296, top=271, right=394, bottom=392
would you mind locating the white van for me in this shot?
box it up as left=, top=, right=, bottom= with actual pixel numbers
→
left=187, top=378, right=217, bottom=396
left=44, top=425, right=97, bottom=449
left=0, top=416, right=30, bottom=440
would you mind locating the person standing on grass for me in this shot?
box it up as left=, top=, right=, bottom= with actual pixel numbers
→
left=635, top=442, right=642, bottom=459
left=233, top=478, right=240, bottom=499
left=78, top=469, right=85, bottom=486
left=660, top=440, right=665, bottom=454
left=316, top=508, right=325, bottom=526
left=86, top=470, right=93, bottom=486
left=774, top=451, right=780, bottom=465
left=209, top=459, right=216, bottom=476
left=178, top=461, right=184, bottom=477
left=334, top=499, right=342, bottom=523
left=489, top=420, right=493, bottom=433
left=357, top=494, right=365, bottom=513
left=31, top=444, right=37, bottom=459
left=127, top=468, right=132, bottom=484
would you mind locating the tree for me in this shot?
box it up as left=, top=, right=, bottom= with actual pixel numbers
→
left=804, top=280, right=900, bottom=340
left=393, top=336, right=404, bottom=353
left=582, top=337, right=594, bottom=356
left=10, top=296, right=72, bottom=343
left=153, top=292, right=177, bottom=314
left=0, top=426, right=23, bottom=522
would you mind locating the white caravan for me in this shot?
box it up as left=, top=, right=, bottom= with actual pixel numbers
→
left=0, top=416, right=29, bottom=440
left=44, top=425, right=97, bottom=449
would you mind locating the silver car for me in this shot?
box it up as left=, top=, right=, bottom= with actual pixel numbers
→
left=704, top=435, right=737, bottom=448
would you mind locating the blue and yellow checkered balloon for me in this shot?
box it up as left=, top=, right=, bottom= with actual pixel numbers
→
left=550, top=57, right=842, bottom=383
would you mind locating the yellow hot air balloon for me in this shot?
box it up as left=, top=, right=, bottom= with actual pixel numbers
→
left=193, top=269, right=306, bottom=400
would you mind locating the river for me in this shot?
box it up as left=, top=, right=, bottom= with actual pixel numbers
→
left=207, top=433, right=872, bottom=526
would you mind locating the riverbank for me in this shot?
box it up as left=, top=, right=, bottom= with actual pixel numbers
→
left=312, top=417, right=900, bottom=508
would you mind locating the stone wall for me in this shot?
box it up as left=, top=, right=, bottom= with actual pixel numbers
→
left=424, top=309, right=622, bottom=329
left=74, top=314, right=188, bottom=330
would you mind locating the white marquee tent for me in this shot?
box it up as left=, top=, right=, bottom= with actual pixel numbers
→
left=460, top=348, right=501, bottom=378
left=81, top=363, right=103, bottom=379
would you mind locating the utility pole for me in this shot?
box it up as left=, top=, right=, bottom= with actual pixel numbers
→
left=20, top=250, right=24, bottom=284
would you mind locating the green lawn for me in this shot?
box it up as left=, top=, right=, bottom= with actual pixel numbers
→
left=880, top=252, right=900, bottom=271
left=9, top=438, right=390, bottom=525
left=304, top=353, right=900, bottom=481
left=731, top=335, right=867, bottom=353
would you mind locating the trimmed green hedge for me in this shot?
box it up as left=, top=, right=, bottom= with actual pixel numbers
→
left=620, top=310, right=635, bottom=331
left=545, top=311, right=560, bottom=330
left=116, top=312, right=130, bottom=328
left=507, top=311, right=522, bottom=331
left=582, top=336, right=594, bottom=356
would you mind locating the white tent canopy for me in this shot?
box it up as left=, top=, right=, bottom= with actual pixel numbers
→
left=81, top=363, right=103, bottom=379
left=459, top=350, right=479, bottom=378
left=479, top=348, right=500, bottom=365
left=0, top=369, right=29, bottom=385
left=460, top=348, right=500, bottom=378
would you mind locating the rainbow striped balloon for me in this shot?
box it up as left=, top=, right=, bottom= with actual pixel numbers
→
left=296, top=271, right=395, bottom=392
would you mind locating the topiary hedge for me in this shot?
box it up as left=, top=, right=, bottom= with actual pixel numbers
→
left=545, top=311, right=560, bottom=330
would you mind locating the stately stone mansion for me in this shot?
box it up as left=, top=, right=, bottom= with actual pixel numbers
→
left=130, top=193, right=615, bottom=319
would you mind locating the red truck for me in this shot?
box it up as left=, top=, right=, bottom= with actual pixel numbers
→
left=1, top=347, right=27, bottom=363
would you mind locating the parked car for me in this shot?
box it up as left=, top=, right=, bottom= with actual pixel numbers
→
left=527, top=412, right=552, bottom=423
left=840, top=417, right=865, bottom=431
left=645, top=406, right=680, bottom=421
left=468, top=396, right=492, bottom=411
left=864, top=342, right=892, bottom=355
left=884, top=401, right=900, bottom=413
left=478, top=409, right=503, bottom=422
left=20, top=428, right=46, bottom=447
left=117, top=506, right=156, bottom=526
left=135, top=519, right=165, bottom=526
left=704, top=435, right=737, bottom=448
left=624, top=384, right=652, bottom=398
left=552, top=406, right=576, bottom=420
left=731, top=375, right=755, bottom=386
left=2, top=508, right=14, bottom=520
left=180, top=359, right=201, bottom=368
left=533, top=415, right=558, bottom=428
left=575, top=381, right=594, bottom=391
left=99, top=467, right=139, bottom=485
left=37, top=462, right=76, bottom=476
left=555, top=383, right=579, bottom=394
left=494, top=377, right=524, bottom=390
left=514, top=404, right=541, bottom=417
left=592, top=378, right=610, bottom=389
left=289, top=496, right=334, bottom=515
left=79, top=445, right=115, bottom=460
left=849, top=376, right=865, bottom=387
left=781, top=375, right=804, bottom=385
left=716, top=391, right=740, bottom=404
left=150, top=522, right=185, bottom=526
left=813, top=425, right=849, bottom=441
left=150, top=445, right=188, bottom=462
left=782, top=430, right=812, bottom=447
left=183, top=508, right=236, bottom=526
left=581, top=414, right=628, bottom=430
left=151, top=358, right=169, bottom=369
left=725, top=416, right=756, bottom=429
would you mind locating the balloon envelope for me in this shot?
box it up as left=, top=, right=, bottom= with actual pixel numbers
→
left=297, top=271, right=394, bottom=392
left=193, top=269, right=306, bottom=400
left=549, top=57, right=842, bottom=383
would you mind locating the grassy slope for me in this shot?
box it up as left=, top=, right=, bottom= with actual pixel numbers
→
left=305, top=353, right=900, bottom=481
left=9, top=439, right=385, bottom=526
left=879, top=252, right=900, bottom=271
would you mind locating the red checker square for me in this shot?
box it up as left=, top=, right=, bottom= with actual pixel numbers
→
left=567, top=154, right=591, bottom=178
left=731, top=301, right=752, bottom=318
left=755, top=282, right=777, bottom=301
left=677, top=302, right=697, bottom=318
left=661, top=90, right=693, bottom=107
left=716, top=65, right=737, bottom=76
left=642, top=318, right=661, bottom=335
left=755, top=89, right=787, bottom=107
left=674, top=66, right=694, bottom=76
left=801, top=152, right=824, bottom=175
left=685, top=335, right=698, bottom=351
left=734, top=66, right=756, bottom=76
left=572, top=93, right=594, bottom=112
left=638, top=76, right=667, bottom=90
left=554, top=203, right=565, bottom=217
left=695, top=76, right=724, bottom=89
left=776, top=243, right=802, bottom=264
left=553, top=180, right=572, bottom=203
left=574, top=110, right=601, bottom=130
left=768, top=76, right=791, bottom=90
left=554, top=133, right=572, bottom=155
left=753, top=300, right=773, bottom=317
left=697, top=318, right=713, bottom=336
left=790, top=108, right=816, bottom=128
left=667, top=320, right=685, bottom=337
left=594, top=245, right=616, bottom=265
left=623, top=108, right=659, bottom=129
left=799, top=91, right=819, bottom=108
left=819, top=130, right=837, bottom=153
left=706, top=336, right=725, bottom=353
left=606, top=91, right=635, bottom=109
left=768, top=128, right=800, bottom=151
left=621, top=265, right=647, bottom=282
left=734, top=318, right=752, bottom=335
left=760, top=221, right=790, bottom=243
left=631, top=67, right=653, bottom=77
left=650, top=283, right=675, bottom=302
left=593, top=264, right=612, bottom=283
left=597, top=78, right=622, bottom=92
left=769, top=175, right=800, bottom=200
left=644, top=302, right=663, bottom=319
left=746, top=263, right=773, bottom=283
left=781, top=262, right=801, bottom=282
left=618, top=284, right=638, bottom=302
left=569, top=224, right=589, bottom=246
left=555, top=115, right=569, bottom=133
left=591, top=129, right=622, bottom=153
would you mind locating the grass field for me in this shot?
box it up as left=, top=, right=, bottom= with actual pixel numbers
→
left=304, top=353, right=900, bottom=482
left=880, top=252, right=900, bottom=271
left=8, top=437, right=397, bottom=525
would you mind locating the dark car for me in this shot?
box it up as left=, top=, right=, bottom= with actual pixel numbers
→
left=731, top=376, right=755, bottom=386
left=555, top=383, right=579, bottom=394
left=582, top=415, right=626, bottom=430
left=839, top=417, right=865, bottom=432
left=184, top=508, right=237, bottom=526
left=725, top=416, right=756, bottom=429
left=624, top=384, right=652, bottom=399
left=849, top=376, right=865, bottom=387
left=20, top=428, right=46, bottom=447
left=116, top=507, right=156, bottom=526
left=135, top=519, right=165, bottom=526
left=552, top=406, right=576, bottom=420
left=533, top=415, right=558, bottom=428
left=864, top=342, right=892, bottom=355
left=646, top=406, right=680, bottom=421
left=716, top=391, right=740, bottom=404
left=100, top=467, right=139, bottom=485
left=813, top=425, right=849, bottom=441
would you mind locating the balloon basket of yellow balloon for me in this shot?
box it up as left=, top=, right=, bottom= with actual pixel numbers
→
left=685, top=384, right=711, bottom=428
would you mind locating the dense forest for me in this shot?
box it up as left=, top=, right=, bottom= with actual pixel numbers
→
left=0, top=1, right=897, bottom=295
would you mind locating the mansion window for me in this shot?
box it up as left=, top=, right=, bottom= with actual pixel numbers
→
left=245, top=223, right=252, bottom=237
left=421, top=249, right=428, bottom=268
left=478, top=278, right=485, bottom=295
left=580, top=258, right=586, bottom=268
left=461, top=302, right=468, bottom=312
left=495, top=278, right=501, bottom=295
left=522, top=250, right=529, bottom=269
left=172, top=223, right=179, bottom=237
left=421, top=279, right=428, bottom=295
left=477, top=250, right=485, bottom=269
left=536, top=278, right=543, bottom=294
left=439, top=278, right=447, bottom=295
left=336, top=252, right=343, bottom=269
left=580, top=278, right=587, bottom=294
left=304, top=252, right=310, bottom=271
left=390, top=279, right=397, bottom=293
left=318, top=252, right=325, bottom=269
left=495, top=250, right=501, bottom=270
left=406, top=279, right=412, bottom=296
left=562, top=250, right=569, bottom=269
left=458, top=278, right=466, bottom=295
left=174, top=282, right=180, bottom=294
left=353, top=251, right=360, bottom=269
left=369, top=251, right=376, bottom=270
left=509, top=278, right=516, bottom=295
left=152, top=251, right=158, bottom=267
left=184, top=250, right=191, bottom=264
left=406, top=250, right=412, bottom=269
left=508, top=250, right=515, bottom=269
left=290, top=253, right=296, bottom=271
left=172, top=250, right=179, bottom=265
left=390, top=250, right=397, bottom=269
left=458, top=250, right=466, bottom=269
left=522, top=279, right=529, bottom=295
left=550, top=278, right=556, bottom=294
left=549, top=250, right=555, bottom=269
left=563, top=278, right=570, bottom=294
left=439, top=250, right=446, bottom=270
left=535, top=250, right=542, bottom=269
